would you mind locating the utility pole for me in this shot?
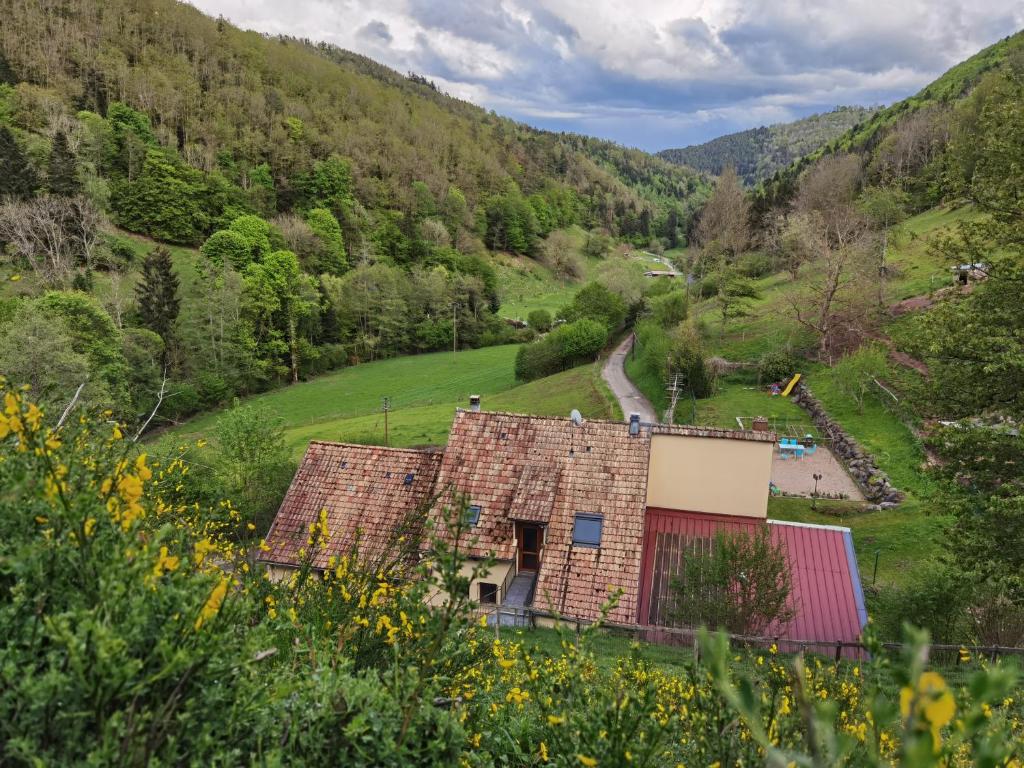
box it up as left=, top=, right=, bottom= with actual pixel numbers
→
left=452, top=303, right=458, bottom=362
left=382, top=396, right=391, bottom=446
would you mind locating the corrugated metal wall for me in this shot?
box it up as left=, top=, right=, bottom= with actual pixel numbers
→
left=639, top=508, right=866, bottom=646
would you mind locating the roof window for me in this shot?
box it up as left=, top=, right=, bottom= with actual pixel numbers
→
left=467, top=504, right=482, bottom=526
left=572, top=514, right=603, bottom=547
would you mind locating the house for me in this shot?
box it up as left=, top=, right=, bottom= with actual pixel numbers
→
left=260, top=442, right=442, bottom=578
left=643, top=270, right=682, bottom=278
left=260, top=405, right=867, bottom=645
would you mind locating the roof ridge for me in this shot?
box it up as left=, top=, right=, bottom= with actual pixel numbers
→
left=767, top=518, right=852, bottom=533
left=456, top=409, right=635, bottom=428
left=306, top=440, right=440, bottom=456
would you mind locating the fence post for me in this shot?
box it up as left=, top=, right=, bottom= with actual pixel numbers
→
left=835, top=642, right=842, bottom=663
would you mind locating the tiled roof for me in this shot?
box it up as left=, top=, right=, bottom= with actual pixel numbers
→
left=652, top=424, right=777, bottom=443
left=260, top=441, right=441, bottom=571
left=431, top=411, right=650, bottom=624
left=639, top=508, right=866, bottom=645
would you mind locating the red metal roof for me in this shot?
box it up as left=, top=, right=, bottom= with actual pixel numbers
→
left=639, top=508, right=866, bottom=647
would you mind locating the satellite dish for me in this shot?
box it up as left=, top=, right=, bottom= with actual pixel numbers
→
left=570, top=409, right=583, bottom=426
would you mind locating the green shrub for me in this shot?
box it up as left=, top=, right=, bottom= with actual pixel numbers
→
left=758, top=349, right=799, bottom=384
left=872, top=561, right=971, bottom=643
left=558, top=281, right=626, bottom=332
left=649, top=289, right=688, bottom=328
left=527, top=308, right=552, bottom=333
left=514, top=318, right=607, bottom=381
left=736, top=251, right=774, bottom=278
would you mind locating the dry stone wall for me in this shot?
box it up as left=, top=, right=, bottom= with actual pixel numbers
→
left=791, top=384, right=904, bottom=508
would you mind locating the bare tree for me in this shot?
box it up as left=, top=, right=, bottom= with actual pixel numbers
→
left=0, top=195, right=103, bottom=286
left=693, top=166, right=750, bottom=262
left=103, top=270, right=136, bottom=329
left=786, top=154, right=876, bottom=361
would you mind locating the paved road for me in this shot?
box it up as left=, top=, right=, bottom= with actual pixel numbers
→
left=602, top=334, right=659, bottom=423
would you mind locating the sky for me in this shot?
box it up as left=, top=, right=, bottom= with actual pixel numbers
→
left=189, top=0, right=1024, bottom=152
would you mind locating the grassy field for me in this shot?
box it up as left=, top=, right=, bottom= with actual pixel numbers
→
left=692, top=206, right=974, bottom=363
left=152, top=345, right=620, bottom=457
left=495, top=228, right=665, bottom=319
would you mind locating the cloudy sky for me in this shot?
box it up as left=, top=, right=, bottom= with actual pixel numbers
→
left=190, top=0, right=1024, bottom=151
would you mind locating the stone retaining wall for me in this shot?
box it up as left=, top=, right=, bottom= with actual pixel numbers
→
left=791, top=383, right=904, bottom=508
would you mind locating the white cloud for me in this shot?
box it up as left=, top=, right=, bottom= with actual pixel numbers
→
left=187, top=0, right=1024, bottom=149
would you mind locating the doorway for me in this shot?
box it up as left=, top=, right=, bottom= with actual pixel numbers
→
left=516, top=523, right=543, bottom=571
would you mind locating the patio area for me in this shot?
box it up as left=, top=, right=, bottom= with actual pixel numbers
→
left=770, top=444, right=864, bottom=500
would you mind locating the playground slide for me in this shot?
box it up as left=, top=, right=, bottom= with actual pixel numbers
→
left=781, top=373, right=802, bottom=397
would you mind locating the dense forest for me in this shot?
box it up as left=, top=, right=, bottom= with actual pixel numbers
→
left=0, top=0, right=707, bottom=426
left=658, top=106, right=876, bottom=185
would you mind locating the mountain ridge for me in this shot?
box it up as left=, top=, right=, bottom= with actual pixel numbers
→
left=657, top=106, right=877, bottom=185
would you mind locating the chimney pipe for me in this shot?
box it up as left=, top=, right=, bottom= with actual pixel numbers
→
left=469, top=395, right=481, bottom=412
left=628, top=413, right=641, bottom=436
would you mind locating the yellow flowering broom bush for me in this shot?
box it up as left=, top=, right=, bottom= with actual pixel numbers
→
left=0, top=378, right=1021, bottom=766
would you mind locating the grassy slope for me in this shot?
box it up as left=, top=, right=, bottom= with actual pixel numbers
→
left=153, top=344, right=619, bottom=458
left=645, top=207, right=970, bottom=586
left=693, top=205, right=975, bottom=363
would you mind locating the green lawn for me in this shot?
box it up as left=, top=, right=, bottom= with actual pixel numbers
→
left=152, top=344, right=619, bottom=458
left=805, top=365, right=932, bottom=498
left=693, top=379, right=811, bottom=431
left=506, top=625, right=694, bottom=674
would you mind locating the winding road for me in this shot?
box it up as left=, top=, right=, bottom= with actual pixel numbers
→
left=602, top=334, right=659, bottom=424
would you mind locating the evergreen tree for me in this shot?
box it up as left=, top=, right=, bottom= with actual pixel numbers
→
left=0, top=127, right=37, bottom=199
left=136, top=247, right=181, bottom=348
left=47, top=131, right=81, bottom=196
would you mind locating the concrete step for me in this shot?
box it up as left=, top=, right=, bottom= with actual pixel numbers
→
left=503, top=572, right=536, bottom=607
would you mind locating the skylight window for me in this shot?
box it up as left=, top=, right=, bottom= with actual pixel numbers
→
left=467, top=504, right=482, bottom=526
left=572, top=514, right=603, bottom=547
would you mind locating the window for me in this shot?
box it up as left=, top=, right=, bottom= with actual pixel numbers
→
left=466, top=504, right=482, bottom=526
left=478, top=582, right=497, bottom=604
left=572, top=514, right=603, bottom=547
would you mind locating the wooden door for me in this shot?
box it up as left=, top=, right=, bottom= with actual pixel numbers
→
left=517, top=523, right=542, bottom=571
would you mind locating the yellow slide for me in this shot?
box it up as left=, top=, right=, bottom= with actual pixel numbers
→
left=781, top=373, right=802, bottom=397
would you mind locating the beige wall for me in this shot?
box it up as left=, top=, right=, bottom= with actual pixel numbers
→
left=425, top=559, right=515, bottom=606
left=646, top=434, right=771, bottom=518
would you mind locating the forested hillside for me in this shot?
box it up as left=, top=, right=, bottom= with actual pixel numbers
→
left=756, top=30, right=1024, bottom=210
left=658, top=106, right=876, bottom=185
left=0, top=0, right=706, bottom=427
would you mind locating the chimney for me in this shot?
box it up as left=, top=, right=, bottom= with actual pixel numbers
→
left=628, top=413, right=641, bottom=436
left=469, top=395, right=481, bottom=412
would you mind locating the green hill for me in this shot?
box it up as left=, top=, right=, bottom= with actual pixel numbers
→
left=0, top=0, right=708, bottom=429
left=756, top=29, right=1024, bottom=206
left=658, top=107, right=877, bottom=184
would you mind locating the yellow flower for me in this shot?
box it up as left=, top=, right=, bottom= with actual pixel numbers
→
left=194, top=577, right=230, bottom=631
left=112, top=423, right=123, bottom=440
left=577, top=755, right=598, bottom=767
left=152, top=546, right=181, bottom=578
left=83, top=517, right=97, bottom=538
left=498, top=658, right=516, bottom=669
left=900, top=671, right=955, bottom=751
left=539, top=742, right=549, bottom=762
left=9, top=274, right=21, bottom=281
left=547, top=714, right=565, bottom=726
